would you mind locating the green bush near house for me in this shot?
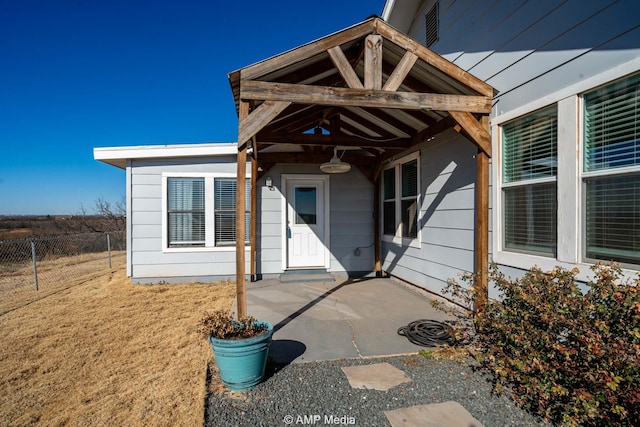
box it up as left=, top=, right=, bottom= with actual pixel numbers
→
left=441, top=263, right=640, bottom=426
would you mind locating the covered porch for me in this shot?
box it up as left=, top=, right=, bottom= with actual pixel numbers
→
left=242, top=275, right=452, bottom=363
left=230, top=17, right=495, bottom=317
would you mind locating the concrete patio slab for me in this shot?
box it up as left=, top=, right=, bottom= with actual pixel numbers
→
left=341, top=362, right=412, bottom=391
left=384, top=401, right=484, bottom=427
left=240, top=275, right=453, bottom=363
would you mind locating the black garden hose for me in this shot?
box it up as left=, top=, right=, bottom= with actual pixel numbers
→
left=397, top=319, right=457, bottom=347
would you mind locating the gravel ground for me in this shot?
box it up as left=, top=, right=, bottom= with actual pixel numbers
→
left=205, top=354, right=548, bottom=427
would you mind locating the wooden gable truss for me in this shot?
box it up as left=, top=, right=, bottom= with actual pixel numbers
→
left=229, top=18, right=495, bottom=317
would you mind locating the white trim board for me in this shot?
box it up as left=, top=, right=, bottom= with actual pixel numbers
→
left=94, top=143, right=238, bottom=169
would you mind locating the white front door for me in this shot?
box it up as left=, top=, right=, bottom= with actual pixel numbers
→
left=286, top=178, right=327, bottom=268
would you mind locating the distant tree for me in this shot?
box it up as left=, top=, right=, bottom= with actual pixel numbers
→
left=94, top=196, right=126, bottom=231
left=75, top=196, right=126, bottom=233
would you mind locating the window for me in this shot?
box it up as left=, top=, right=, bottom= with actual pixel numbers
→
left=164, top=174, right=250, bottom=250
left=382, top=154, right=420, bottom=245
left=383, top=168, right=396, bottom=235
left=583, top=73, right=640, bottom=265
left=501, top=106, right=558, bottom=255
left=214, top=178, right=250, bottom=247
left=294, top=187, right=317, bottom=225
left=401, top=160, right=418, bottom=238
left=425, top=2, right=439, bottom=47
left=167, top=178, right=205, bottom=247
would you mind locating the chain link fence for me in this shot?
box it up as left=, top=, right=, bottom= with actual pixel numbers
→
left=0, top=231, right=125, bottom=293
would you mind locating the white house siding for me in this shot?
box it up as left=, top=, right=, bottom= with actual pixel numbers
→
left=255, top=164, right=375, bottom=277
left=129, top=156, right=249, bottom=283
left=255, top=171, right=283, bottom=277
left=385, top=0, right=640, bottom=285
left=381, top=130, right=485, bottom=296
left=328, top=167, right=375, bottom=273
left=400, top=0, right=640, bottom=116
left=127, top=157, right=375, bottom=282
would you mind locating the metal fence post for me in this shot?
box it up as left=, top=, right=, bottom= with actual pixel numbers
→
left=106, top=232, right=112, bottom=269
left=30, top=239, right=39, bottom=291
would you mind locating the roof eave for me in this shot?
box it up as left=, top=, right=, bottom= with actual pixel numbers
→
left=93, top=142, right=238, bottom=169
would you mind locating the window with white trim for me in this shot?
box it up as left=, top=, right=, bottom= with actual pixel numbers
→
left=214, top=178, right=250, bottom=247
left=165, top=174, right=250, bottom=249
left=501, top=105, right=558, bottom=256
left=382, top=168, right=396, bottom=236
left=583, top=72, right=640, bottom=265
left=382, top=154, right=420, bottom=245
left=167, top=177, right=206, bottom=247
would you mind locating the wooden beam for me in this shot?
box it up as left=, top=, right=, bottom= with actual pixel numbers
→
left=238, top=100, right=291, bottom=147
left=240, top=81, right=492, bottom=113
left=239, top=21, right=374, bottom=81
left=382, top=51, right=418, bottom=91
left=475, top=149, right=489, bottom=313
left=375, top=20, right=494, bottom=97
left=382, top=59, right=435, bottom=93
left=364, top=34, right=383, bottom=90
left=411, top=116, right=457, bottom=146
left=250, top=135, right=258, bottom=161
left=372, top=116, right=458, bottom=168
left=256, top=131, right=410, bottom=148
left=335, top=108, right=398, bottom=139
left=258, top=152, right=378, bottom=166
left=400, top=108, right=438, bottom=128
left=276, top=44, right=362, bottom=85
left=264, top=105, right=327, bottom=134
left=360, top=107, right=419, bottom=136
left=256, top=162, right=275, bottom=181
left=236, top=102, right=249, bottom=319
left=448, top=111, right=492, bottom=157
left=327, top=46, right=363, bottom=89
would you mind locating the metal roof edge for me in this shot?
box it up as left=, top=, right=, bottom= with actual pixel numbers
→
left=93, top=142, right=238, bottom=169
left=381, top=0, right=396, bottom=21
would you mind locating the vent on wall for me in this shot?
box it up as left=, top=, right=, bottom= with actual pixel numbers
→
left=425, top=2, right=439, bottom=47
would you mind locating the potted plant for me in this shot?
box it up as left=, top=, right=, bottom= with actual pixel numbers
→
left=197, top=310, right=273, bottom=391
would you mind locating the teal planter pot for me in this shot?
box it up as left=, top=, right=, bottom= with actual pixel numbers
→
left=208, top=321, right=273, bottom=391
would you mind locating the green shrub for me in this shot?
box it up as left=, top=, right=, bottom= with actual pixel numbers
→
left=444, top=263, right=640, bottom=426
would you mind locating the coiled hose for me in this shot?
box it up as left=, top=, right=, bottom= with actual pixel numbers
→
left=397, top=319, right=457, bottom=347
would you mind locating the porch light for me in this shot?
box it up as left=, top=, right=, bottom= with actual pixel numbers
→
left=265, top=176, right=274, bottom=190
left=320, top=147, right=351, bottom=174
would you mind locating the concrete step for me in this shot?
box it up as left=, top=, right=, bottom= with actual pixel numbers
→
left=280, top=268, right=328, bottom=275
left=279, top=269, right=335, bottom=283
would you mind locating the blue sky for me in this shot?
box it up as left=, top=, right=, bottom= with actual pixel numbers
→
left=0, top=0, right=385, bottom=215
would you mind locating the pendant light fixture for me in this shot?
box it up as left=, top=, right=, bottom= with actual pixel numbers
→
left=320, top=147, right=351, bottom=174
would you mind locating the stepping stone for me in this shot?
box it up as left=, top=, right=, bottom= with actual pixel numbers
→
left=385, top=401, right=483, bottom=427
left=341, top=363, right=412, bottom=391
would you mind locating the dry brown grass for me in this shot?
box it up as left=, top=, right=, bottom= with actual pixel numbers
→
left=419, top=346, right=478, bottom=362
left=0, top=228, right=32, bottom=239
left=0, top=259, right=235, bottom=427
left=0, top=251, right=126, bottom=315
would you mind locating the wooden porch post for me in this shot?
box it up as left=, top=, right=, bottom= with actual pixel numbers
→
left=450, top=111, right=491, bottom=313
left=250, top=155, right=258, bottom=282
left=236, top=101, right=249, bottom=319
left=475, top=149, right=489, bottom=312
left=373, top=175, right=382, bottom=277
